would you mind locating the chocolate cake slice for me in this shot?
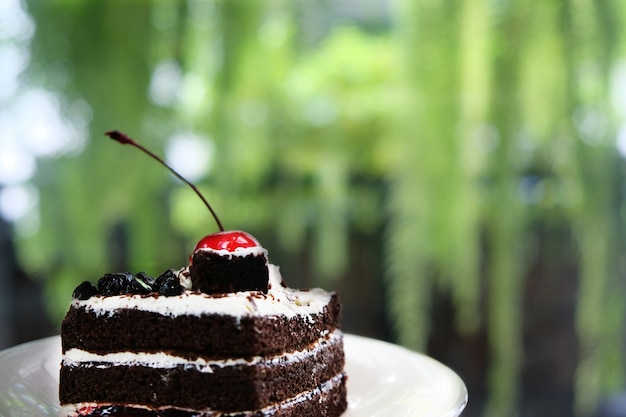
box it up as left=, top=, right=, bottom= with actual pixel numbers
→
left=59, top=242, right=347, bottom=417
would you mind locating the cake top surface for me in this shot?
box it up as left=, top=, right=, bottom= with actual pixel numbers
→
left=71, top=264, right=333, bottom=319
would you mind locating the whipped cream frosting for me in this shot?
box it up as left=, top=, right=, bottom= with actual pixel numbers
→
left=195, top=245, right=268, bottom=258
left=71, top=264, right=332, bottom=319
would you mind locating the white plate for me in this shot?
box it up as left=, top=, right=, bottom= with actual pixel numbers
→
left=0, top=334, right=467, bottom=417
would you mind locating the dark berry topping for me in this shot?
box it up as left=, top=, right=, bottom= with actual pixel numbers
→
left=97, top=272, right=133, bottom=296
left=155, top=269, right=184, bottom=296
left=78, top=405, right=202, bottom=416
left=129, top=271, right=156, bottom=294
left=72, top=281, right=99, bottom=300
left=77, top=271, right=183, bottom=298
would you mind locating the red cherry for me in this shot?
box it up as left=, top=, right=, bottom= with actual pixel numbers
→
left=193, top=231, right=260, bottom=253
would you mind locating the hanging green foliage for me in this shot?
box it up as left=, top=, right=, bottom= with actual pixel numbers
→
left=8, top=1, right=626, bottom=416
left=560, top=0, right=624, bottom=415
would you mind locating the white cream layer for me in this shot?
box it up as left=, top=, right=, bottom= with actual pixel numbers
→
left=72, top=264, right=332, bottom=319
left=62, top=330, right=342, bottom=373
left=196, top=245, right=268, bottom=258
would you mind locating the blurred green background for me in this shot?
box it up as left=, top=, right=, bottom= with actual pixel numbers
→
left=1, top=0, right=626, bottom=416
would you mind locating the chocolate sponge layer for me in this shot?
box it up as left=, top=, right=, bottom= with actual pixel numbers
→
left=60, top=373, right=348, bottom=417
left=61, top=293, right=342, bottom=359
left=190, top=251, right=269, bottom=294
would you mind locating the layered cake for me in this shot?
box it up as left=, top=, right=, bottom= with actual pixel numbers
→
left=59, top=231, right=347, bottom=416
left=58, top=132, right=347, bottom=417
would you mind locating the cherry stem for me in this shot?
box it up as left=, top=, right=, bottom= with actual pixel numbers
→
left=105, top=130, right=225, bottom=232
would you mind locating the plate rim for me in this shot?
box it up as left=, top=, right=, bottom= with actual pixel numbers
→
left=343, top=333, right=468, bottom=417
